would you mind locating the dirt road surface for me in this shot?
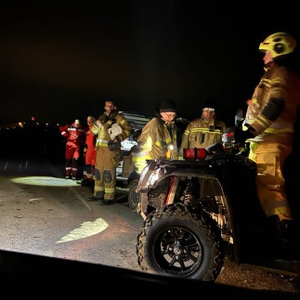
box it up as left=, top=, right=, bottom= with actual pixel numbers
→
left=0, top=173, right=299, bottom=294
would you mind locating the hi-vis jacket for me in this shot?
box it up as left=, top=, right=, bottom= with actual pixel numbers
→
left=133, top=115, right=178, bottom=173
left=91, top=110, right=132, bottom=149
left=179, top=117, right=226, bottom=159
left=245, top=64, right=300, bottom=143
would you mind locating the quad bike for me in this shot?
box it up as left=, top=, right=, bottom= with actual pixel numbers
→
left=134, top=109, right=300, bottom=282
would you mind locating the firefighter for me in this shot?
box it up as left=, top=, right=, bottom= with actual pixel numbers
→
left=178, top=97, right=226, bottom=159
left=59, top=118, right=86, bottom=180
left=89, top=100, right=132, bottom=205
left=132, top=100, right=178, bottom=174
left=234, top=32, right=300, bottom=249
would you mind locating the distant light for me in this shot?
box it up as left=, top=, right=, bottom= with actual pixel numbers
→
left=31, top=116, right=35, bottom=121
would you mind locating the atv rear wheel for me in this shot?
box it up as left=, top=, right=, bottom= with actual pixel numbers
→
left=136, top=203, right=225, bottom=281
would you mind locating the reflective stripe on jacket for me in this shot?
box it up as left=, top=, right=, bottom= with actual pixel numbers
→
left=179, top=117, right=226, bottom=158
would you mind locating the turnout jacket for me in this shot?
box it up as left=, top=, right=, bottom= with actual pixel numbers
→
left=245, top=64, right=300, bottom=144
left=179, top=117, right=226, bottom=159
left=138, top=115, right=178, bottom=160
left=133, top=113, right=178, bottom=173
left=91, top=109, right=132, bottom=149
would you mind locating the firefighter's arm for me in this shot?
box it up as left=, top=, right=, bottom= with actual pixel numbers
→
left=250, top=97, right=284, bottom=135
left=118, top=118, right=132, bottom=141
left=178, top=127, right=191, bottom=160
left=110, top=117, right=132, bottom=141
left=178, top=135, right=188, bottom=160
left=91, top=120, right=103, bottom=135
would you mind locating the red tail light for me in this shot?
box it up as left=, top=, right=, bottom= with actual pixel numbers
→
left=183, top=148, right=207, bottom=160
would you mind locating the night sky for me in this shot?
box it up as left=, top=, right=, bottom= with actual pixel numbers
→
left=1, top=1, right=300, bottom=127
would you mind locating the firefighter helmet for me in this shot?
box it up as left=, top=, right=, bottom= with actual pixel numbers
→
left=259, top=32, right=297, bottom=58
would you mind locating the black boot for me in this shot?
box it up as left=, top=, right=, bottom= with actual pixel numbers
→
left=81, top=178, right=90, bottom=187
left=76, top=177, right=89, bottom=187
left=267, top=215, right=296, bottom=259
left=88, top=191, right=104, bottom=201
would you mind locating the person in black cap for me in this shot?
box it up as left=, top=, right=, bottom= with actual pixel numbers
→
left=178, top=97, right=226, bottom=159
left=132, top=100, right=178, bottom=174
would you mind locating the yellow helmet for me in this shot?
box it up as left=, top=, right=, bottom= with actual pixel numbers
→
left=259, top=32, right=297, bottom=58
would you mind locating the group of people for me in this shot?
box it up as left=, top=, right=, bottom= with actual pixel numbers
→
left=59, top=115, right=97, bottom=185
left=59, top=32, right=300, bottom=252
left=59, top=100, right=132, bottom=205
left=131, top=97, right=226, bottom=174
left=59, top=96, right=225, bottom=205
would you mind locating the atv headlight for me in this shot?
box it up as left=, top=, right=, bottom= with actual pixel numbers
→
left=147, top=167, right=163, bottom=189
left=136, top=162, right=164, bottom=192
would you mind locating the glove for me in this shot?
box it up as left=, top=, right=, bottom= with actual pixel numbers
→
left=234, top=127, right=255, bottom=144
left=108, top=123, right=123, bottom=140
left=108, top=140, right=121, bottom=151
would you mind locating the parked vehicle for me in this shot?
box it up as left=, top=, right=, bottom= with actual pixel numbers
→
left=116, top=111, right=149, bottom=180
left=134, top=109, right=300, bottom=281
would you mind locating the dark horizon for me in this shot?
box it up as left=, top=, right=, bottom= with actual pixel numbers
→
left=1, top=2, right=300, bottom=127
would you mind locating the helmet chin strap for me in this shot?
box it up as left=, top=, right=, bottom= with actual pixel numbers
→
left=264, top=61, right=275, bottom=70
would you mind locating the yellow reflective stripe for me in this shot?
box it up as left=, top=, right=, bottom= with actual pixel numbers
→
left=97, top=139, right=109, bottom=143
left=265, top=127, right=294, bottom=134
left=105, top=187, right=115, bottom=193
left=190, top=128, right=222, bottom=134
left=134, top=157, right=150, bottom=163
left=133, top=152, right=148, bottom=157
left=96, top=139, right=109, bottom=147
left=155, top=138, right=172, bottom=146
left=94, top=186, right=105, bottom=193
left=256, top=114, right=272, bottom=129
left=97, top=142, right=109, bottom=147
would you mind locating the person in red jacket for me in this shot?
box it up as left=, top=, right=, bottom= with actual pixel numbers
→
left=78, top=115, right=97, bottom=187
left=59, top=118, right=86, bottom=180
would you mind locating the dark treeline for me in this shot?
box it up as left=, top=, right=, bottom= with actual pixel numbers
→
left=0, top=123, right=65, bottom=163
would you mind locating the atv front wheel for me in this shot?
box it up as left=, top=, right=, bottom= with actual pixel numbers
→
left=136, top=203, right=225, bottom=281
left=128, top=178, right=141, bottom=213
